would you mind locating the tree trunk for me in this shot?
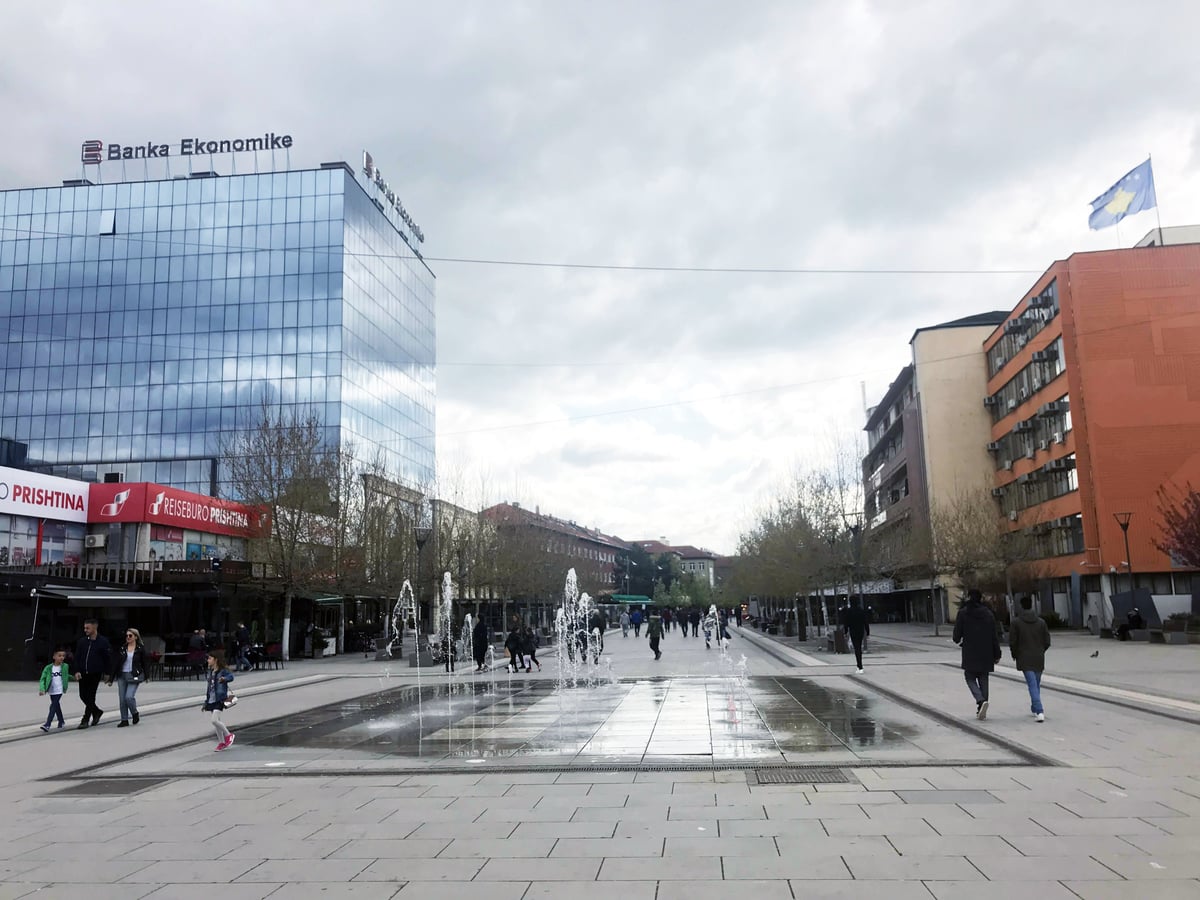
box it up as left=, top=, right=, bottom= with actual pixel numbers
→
left=282, top=589, right=293, bottom=662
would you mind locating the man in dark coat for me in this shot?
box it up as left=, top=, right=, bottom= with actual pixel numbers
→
left=1008, top=596, right=1051, bottom=722
left=472, top=617, right=489, bottom=672
left=647, top=615, right=663, bottom=660
left=952, top=590, right=1002, bottom=720
left=842, top=598, right=870, bottom=673
left=73, top=618, right=111, bottom=728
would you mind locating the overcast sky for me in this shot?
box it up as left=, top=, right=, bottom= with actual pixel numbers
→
left=4, top=1, right=1200, bottom=555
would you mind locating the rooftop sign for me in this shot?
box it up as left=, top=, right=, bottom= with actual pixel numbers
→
left=362, top=150, right=425, bottom=243
left=81, top=132, right=294, bottom=163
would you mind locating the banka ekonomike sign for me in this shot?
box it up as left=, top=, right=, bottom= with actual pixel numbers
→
left=81, top=132, right=294, bottom=163
left=362, top=150, right=424, bottom=243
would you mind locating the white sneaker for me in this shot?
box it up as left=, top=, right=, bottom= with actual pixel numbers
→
left=1035, top=713, right=1044, bottom=723
left=856, top=668, right=864, bottom=674
left=978, top=700, right=989, bottom=720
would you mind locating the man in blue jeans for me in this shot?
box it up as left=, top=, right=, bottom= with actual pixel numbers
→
left=1008, top=595, right=1052, bottom=722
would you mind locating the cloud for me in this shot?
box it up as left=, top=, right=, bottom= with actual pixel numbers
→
left=6, top=1, right=1200, bottom=553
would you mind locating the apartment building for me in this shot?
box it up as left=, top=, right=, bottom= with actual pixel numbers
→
left=985, top=240, right=1200, bottom=626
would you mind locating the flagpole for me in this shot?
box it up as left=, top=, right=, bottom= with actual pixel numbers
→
left=1149, top=153, right=1165, bottom=246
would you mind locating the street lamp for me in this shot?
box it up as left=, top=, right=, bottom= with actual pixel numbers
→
left=624, top=559, right=638, bottom=596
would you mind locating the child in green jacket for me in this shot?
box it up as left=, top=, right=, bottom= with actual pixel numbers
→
left=38, top=649, right=70, bottom=732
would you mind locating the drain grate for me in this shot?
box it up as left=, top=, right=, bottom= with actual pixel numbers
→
left=751, top=768, right=851, bottom=785
left=48, top=777, right=169, bottom=796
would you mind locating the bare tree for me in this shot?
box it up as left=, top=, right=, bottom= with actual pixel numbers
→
left=1156, top=482, right=1200, bottom=568
left=223, top=401, right=336, bottom=661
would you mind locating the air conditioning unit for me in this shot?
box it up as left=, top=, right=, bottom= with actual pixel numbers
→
left=1052, top=431, right=1064, bottom=443
left=1025, top=447, right=1035, bottom=459
left=1014, top=419, right=1034, bottom=432
left=986, top=441, right=1002, bottom=452
left=1038, top=401, right=1063, bottom=416
left=1018, top=387, right=1028, bottom=400
left=1037, top=439, right=1049, bottom=451
left=983, top=396, right=998, bottom=408
left=1008, top=511, right=1019, bottom=521
left=1004, top=319, right=1027, bottom=334
left=1007, top=398, right=1017, bottom=411
left=1031, top=376, right=1042, bottom=390
left=1002, top=460, right=1013, bottom=471
left=990, top=487, right=1005, bottom=498
left=1032, top=350, right=1058, bottom=363
left=84, top=534, right=106, bottom=549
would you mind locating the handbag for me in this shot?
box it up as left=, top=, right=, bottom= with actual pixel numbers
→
left=223, top=694, right=238, bottom=710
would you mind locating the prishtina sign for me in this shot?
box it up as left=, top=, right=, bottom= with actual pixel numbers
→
left=81, top=132, right=294, bottom=163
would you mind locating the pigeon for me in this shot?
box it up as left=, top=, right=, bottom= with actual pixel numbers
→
left=1090, top=651, right=1099, bottom=658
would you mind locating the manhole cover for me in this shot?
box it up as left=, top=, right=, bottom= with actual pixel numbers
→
left=751, top=768, right=852, bottom=785
left=48, top=777, right=169, bottom=796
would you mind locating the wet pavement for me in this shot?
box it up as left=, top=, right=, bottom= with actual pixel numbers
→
left=89, top=674, right=1022, bottom=776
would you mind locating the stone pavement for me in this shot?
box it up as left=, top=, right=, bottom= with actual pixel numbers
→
left=0, top=621, right=1197, bottom=898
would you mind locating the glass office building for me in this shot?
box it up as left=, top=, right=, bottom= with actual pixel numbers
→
left=0, top=162, right=435, bottom=495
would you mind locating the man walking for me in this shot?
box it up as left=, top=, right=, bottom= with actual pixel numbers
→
left=842, top=598, right=870, bottom=674
left=73, top=618, right=111, bottom=728
left=953, top=590, right=1002, bottom=720
left=647, top=615, right=663, bottom=660
left=619, top=610, right=630, bottom=638
left=1008, top=595, right=1051, bottom=722
left=631, top=608, right=643, bottom=638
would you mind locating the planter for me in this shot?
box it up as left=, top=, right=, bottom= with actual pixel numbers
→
left=1164, top=632, right=1189, bottom=645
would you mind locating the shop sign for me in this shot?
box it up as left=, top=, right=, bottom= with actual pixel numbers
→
left=0, top=466, right=88, bottom=523
left=89, top=483, right=264, bottom=538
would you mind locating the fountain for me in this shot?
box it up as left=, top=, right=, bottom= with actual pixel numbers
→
left=386, top=580, right=415, bottom=658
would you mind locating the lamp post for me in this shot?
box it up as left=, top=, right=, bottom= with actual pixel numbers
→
left=1113, top=512, right=1134, bottom=622
left=625, top=559, right=637, bottom=596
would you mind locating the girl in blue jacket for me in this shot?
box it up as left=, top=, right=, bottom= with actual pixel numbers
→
left=202, top=651, right=236, bottom=751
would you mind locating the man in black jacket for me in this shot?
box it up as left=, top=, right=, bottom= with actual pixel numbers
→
left=842, top=598, right=870, bottom=674
left=73, top=618, right=111, bottom=728
left=952, top=590, right=1002, bottom=720
left=1009, top=596, right=1051, bottom=722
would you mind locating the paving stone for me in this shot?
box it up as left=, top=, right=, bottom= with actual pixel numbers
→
left=656, top=879, right=794, bottom=900
left=356, top=858, right=484, bottom=882
left=551, top=837, right=662, bottom=857
left=1058, top=881, right=1200, bottom=900
left=265, top=885, right=403, bottom=900
left=597, top=856, right=723, bottom=880
left=522, top=882, right=657, bottom=900
left=438, top=837, right=555, bottom=858
left=896, top=790, right=998, bottom=804
left=1091, top=854, right=1200, bottom=879
left=968, top=854, right=1123, bottom=880
left=722, top=855, right=852, bottom=879
left=783, top=884, right=947, bottom=900
left=842, top=854, right=982, bottom=880
left=393, top=884, right=527, bottom=900
left=476, top=857, right=602, bottom=880
left=924, top=882, right=1079, bottom=900
left=140, top=886, right=283, bottom=900
left=1004, top=835, right=1144, bottom=856
left=718, top=819, right=826, bottom=838
left=663, top=836, right=778, bottom=857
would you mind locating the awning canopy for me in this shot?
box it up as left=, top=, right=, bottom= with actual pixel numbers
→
left=36, top=585, right=172, bottom=608
left=610, top=594, right=653, bottom=604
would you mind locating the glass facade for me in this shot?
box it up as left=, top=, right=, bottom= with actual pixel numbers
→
left=0, top=165, right=435, bottom=496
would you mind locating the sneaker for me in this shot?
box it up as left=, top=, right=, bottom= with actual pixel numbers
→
left=225, top=734, right=235, bottom=749
left=214, top=741, right=226, bottom=751
left=77, top=719, right=90, bottom=730
left=91, top=710, right=103, bottom=727
left=856, top=668, right=864, bottom=674
left=978, top=700, right=989, bottom=720
left=1035, top=713, right=1044, bottom=723
left=57, top=722, right=65, bottom=729
left=39, top=724, right=50, bottom=733
left=117, top=721, right=129, bottom=728
left=132, top=713, right=139, bottom=725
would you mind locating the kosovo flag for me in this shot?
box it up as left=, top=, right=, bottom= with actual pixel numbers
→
left=1088, top=159, right=1157, bottom=230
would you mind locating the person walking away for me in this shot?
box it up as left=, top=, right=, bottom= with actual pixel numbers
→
left=109, top=627, right=148, bottom=727
left=647, top=615, right=663, bottom=660
left=73, top=619, right=111, bottom=728
left=631, top=609, right=642, bottom=637
left=505, top=624, right=525, bottom=673
left=690, top=608, right=700, bottom=637
left=202, top=651, right=236, bottom=751
left=619, top=610, right=630, bottom=638
left=522, top=625, right=542, bottom=672
left=234, top=622, right=252, bottom=671
left=38, top=649, right=70, bottom=732
left=953, top=590, right=1002, bottom=720
left=1008, top=595, right=1051, bottom=722
left=663, top=609, right=673, bottom=633
left=843, top=598, right=870, bottom=674
left=472, top=616, right=489, bottom=672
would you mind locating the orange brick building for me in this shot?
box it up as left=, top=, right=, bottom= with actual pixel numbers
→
left=985, top=242, right=1200, bottom=627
